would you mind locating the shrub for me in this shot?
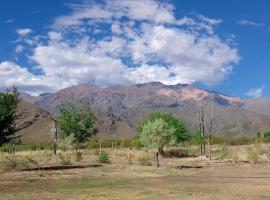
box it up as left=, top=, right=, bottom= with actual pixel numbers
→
left=131, top=137, right=142, bottom=149
left=98, top=151, right=110, bottom=164
left=138, top=157, right=152, bottom=166
left=264, top=132, right=270, bottom=139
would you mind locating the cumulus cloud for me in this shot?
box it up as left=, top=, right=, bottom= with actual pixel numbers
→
left=0, top=62, right=74, bottom=96
left=246, top=87, right=264, bottom=98
left=1, top=0, right=239, bottom=95
left=238, top=20, right=263, bottom=27
left=16, top=28, right=32, bottom=36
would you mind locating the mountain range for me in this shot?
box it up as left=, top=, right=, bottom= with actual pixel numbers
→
left=17, top=82, right=270, bottom=143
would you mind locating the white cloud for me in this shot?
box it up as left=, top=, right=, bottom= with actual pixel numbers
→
left=16, top=28, right=32, bottom=36
left=1, top=0, right=239, bottom=95
left=238, top=20, right=263, bottom=27
left=0, top=62, right=74, bottom=96
left=48, top=31, right=62, bottom=41
left=246, top=87, right=264, bottom=98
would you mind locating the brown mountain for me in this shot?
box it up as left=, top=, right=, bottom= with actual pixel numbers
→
left=19, top=82, right=270, bottom=141
left=243, top=98, right=270, bottom=116
left=15, top=101, right=55, bottom=143
left=15, top=100, right=134, bottom=143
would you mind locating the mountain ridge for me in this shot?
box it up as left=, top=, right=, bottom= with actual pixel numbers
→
left=18, top=82, right=270, bottom=142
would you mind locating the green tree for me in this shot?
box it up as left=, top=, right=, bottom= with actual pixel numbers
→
left=193, top=131, right=202, bottom=145
left=0, top=87, right=19, bottom=146
left=139, top=118, right=176, bottom=155
left=58, top=101, right=98, bottom=148
left=138, top=112, right=189, bottom=144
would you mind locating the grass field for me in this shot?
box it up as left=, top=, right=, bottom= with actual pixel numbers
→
left=1, top=145, right=270, bottom=200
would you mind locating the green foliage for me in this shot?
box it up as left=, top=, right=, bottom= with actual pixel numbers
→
left=58, top=101, right=98, bottom=145
left=98, top=151, right=110, bottom=164
left=0, top=87, right=19, bottom=146
left=193, top=131, right=202, bottom=145
left=263, top=131, right=270, bottom=138
left=131, top=137, right=142, bottom=148
left=138, top=112, right=189, bottom=144
left=59, top=134, right=75, bottom=150
left=138, top=118, right=176, bottom=152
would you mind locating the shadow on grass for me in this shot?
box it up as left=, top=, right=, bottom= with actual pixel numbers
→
left=21, top=164, right=102, bottom=171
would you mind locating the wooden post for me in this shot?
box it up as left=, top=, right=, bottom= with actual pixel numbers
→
left=121, top=139, right=124, bottom=149
left=12, top=143, right=15, bottom=155
left=99, top=142, right=102, bottom=152
left=112, top=141, right=114, bottom=150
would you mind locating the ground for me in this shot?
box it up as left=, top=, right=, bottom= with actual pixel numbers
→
left=1, top=148, right=270, bottom=200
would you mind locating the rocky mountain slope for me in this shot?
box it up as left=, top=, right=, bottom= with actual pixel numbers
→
left=16, top=100, right=134, bottom=143
left=18, top=82, right=270, bottom=141
left=243, top=99, right=270, bottom=116
left=15, top=101, right=55, bottom=143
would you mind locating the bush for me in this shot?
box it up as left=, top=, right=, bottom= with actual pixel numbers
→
left=264, top=132, right=270, bottom=139
left=131, top=137, right=142, bottom=149
left=75, top=151, right=83, bottom=162
left=98, top=151, right=110, bottom=164
left=138, top=157, right=152, bottom=166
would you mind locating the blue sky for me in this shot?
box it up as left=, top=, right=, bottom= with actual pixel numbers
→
left=0, top=0, right=269, bottom=98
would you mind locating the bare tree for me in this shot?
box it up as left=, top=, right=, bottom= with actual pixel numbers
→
left=195, top=100, right=215, bottom=159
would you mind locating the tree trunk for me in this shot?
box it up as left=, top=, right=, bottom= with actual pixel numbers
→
left=156, top=152, right=160, bottom=168
left=208, top=135, right=211, bottom=160
left=158, top=148, right=164, bottom=157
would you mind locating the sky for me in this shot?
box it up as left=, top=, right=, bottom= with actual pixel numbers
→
left=0, top=0, right=270, bottom=98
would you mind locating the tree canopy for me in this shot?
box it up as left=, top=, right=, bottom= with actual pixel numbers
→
left=0, top=87, right=19, bottom=146
left=58, top=101, right=98, bottom=145
left=139, top=118, right=176, bottom=154
left=138, top=112, right=189, bottom=144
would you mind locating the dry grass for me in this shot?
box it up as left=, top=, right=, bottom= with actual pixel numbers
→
left=1, top=145, right=270, bottom=199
